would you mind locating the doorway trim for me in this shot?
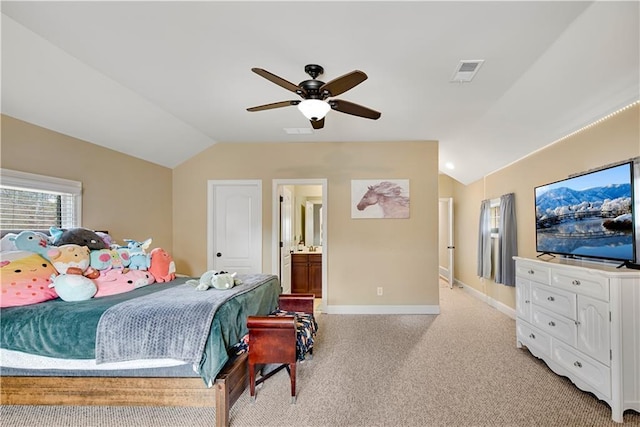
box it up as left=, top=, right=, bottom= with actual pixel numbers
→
left=272, top=178, right=327, bottom=312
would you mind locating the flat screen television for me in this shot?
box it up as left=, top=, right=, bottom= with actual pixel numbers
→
left=535, top=161, right=636, bottom=263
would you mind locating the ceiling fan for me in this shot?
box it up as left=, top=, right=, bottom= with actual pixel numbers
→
left=246, top=64, right=381, bottom=130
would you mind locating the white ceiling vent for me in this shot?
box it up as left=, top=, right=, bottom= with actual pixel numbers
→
left=450, top=60, right=484, bottom=83
left=284, top=127, right=313, bottom=135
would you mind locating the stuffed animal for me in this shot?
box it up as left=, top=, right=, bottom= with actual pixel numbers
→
left=49, top=227, right=107, bottom=250
left=48, top=273, right=97, bottom=302
left=0, top=233, right=18, bottom=252
left=96, top=231, right=113, bottom=248
left=121, top=238, right=152, bottom=270
left=1, top=251, right=59, bottom=307
left=128, top=252, right=150, bottom=270
left=90, top=248, right=131, bottom=271
left=147, top=247, right=176, bottom=282
left=186, top=270, right=242, bottom=291
left=124, top=238, right=152, bottom=254
left=11, top=230, right=54, bottom=260
left=47, top=244, right=98, bottom=278
left=93, top=268, right=155, bottom=298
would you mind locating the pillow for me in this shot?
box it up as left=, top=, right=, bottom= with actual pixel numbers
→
left=50, top=227, right=107, bottom=250
left=148, top=247, right=176, bottom=283
left=90, top=248, right=131, bottom=271
left=93, top=269, right=155, bottom=298
left=1, top=233, right=18, bottom=252
left=47, top=244, right=91, bottom=275
left=49, top=274, right=97, bottom=302
left=1, top=251, right=59, bottom=307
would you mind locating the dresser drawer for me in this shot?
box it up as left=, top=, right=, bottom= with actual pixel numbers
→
left=552, top=340, right=611, bottom=399
left=531, top=282, right=576, bottom=320
left=531, top=306, right=576, bottom=346
left=551, top=268, right=609, bottom=301
left=517, top=321, right=551, bottom=359
left=516, top=262, right=550, bottom=284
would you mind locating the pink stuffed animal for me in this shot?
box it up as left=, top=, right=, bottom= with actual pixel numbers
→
left=148, top=247, right=176, bottom=282
left=1, top=251, right=59, bottom=307
left=93, top=269, right=155, bottom=298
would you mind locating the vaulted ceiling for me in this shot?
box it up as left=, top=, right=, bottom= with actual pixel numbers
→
left=2, top=1, right=638, bottom=184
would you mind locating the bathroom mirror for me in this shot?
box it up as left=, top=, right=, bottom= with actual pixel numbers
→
left=305, top=200, right=323, bottom=247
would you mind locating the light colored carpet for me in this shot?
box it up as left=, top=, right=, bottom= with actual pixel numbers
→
left=3, top=281, right=639, bottom=426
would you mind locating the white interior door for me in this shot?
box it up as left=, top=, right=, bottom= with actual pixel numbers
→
left=280, top=186, right=293, bottom=293
left=447, top=198, right=455, bottom=288
left=439, top=197, right=455, bottom=288
left=208, top=180, right=262, bottom=273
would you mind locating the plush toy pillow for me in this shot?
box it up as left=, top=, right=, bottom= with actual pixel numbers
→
left=12, top=230, right=53, bottom=259
left=186, top=270, right=241, bottom=291
left=90, top=248, right=131, bottom=270
left=148, top=248, right=176, bottom=282
left=47, top=244, right=92, bottom=275
left=48, top=274, right=97, bottom=302
left=1, top=233, right=18, bottom=252
left=1, top=251, right=59, bottom=307
left=93, top=269, right=155, bottom=298
left=50, top=227, right=107, bottom=250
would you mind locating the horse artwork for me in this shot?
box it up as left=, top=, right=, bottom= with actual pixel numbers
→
left=352, top=180, right=410, bottom=219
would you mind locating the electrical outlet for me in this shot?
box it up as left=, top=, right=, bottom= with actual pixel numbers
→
left=377, top=287, right=383, bottom=296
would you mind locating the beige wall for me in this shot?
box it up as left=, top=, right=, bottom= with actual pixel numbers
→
left=1, top=115, right=440, bottom=308
left=173, top=141, right=440, bottom=307
left=1, top=115, right=174, bottom=251
left=449, top=104, right=640, bottom=310
left=10, top=102, right=635, bottom=311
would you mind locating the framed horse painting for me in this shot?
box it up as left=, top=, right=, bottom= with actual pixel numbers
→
left=351, top=179, right=410, bottom=219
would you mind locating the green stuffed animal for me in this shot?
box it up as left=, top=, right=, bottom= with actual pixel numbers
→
left=186, top=270, right=242, bottom=291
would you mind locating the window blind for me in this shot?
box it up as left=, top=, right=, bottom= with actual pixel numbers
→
left=0, top=169, right=81, bottom=232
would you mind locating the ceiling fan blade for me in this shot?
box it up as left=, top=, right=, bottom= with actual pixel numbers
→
left=251, top=68, right=306, bottom=96
left=330, top=100, right=381, bottom=120
left=247, top=100, right=300, bottom=112
left=311, top=118, right=325, bottom=130
left=319, top=70, right=367, bottom=97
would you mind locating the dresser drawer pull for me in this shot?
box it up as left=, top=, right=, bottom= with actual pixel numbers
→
left=525, top=300, right=530, bottom=304
left=547, top=296, right=555, bottom=302
left=528, top=269, right=535, bottom=275
left=572, top=280, right=581, bottom=286
left=548, top=321, right=556, bottom=327
left=529, top=333, right=536, bottom=339
left=573, top=361, right=582, bottom=368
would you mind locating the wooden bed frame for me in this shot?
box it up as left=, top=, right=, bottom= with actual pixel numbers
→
left=0, top=293, right=315, bottom=427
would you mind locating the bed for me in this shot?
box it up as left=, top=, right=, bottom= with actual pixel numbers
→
left=0, top=237, right=284, bottom=427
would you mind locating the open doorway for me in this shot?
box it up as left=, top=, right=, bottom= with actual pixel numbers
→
left=272, top=179, right=327, bottom=312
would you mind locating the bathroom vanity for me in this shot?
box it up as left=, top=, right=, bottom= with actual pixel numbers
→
left=291, top=252, right=322, bottom=298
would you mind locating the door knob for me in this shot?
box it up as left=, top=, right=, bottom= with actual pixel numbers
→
left=216, top=252, right=222, bottom=257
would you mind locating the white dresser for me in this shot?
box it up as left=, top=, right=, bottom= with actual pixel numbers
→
left=514, top=257, right=640, bottom=423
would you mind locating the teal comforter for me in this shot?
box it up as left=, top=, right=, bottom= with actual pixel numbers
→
left=0, top=275, right=281, bottom=384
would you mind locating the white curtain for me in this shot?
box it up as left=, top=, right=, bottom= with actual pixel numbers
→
left=477, top=199, right=492, bottom=279
left=496, top=193, right=517, bottom=286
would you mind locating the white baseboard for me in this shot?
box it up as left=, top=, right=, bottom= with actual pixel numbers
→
left=439, top=266, right=449, bottom=277
left=322, top=279, right=514, bottom=318
left=456, top=279, right=516, bottom=320
left=325, top=304, right=440, bottom=315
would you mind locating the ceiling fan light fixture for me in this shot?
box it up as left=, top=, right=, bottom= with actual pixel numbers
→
left=297, top=99, right=331, bottom=121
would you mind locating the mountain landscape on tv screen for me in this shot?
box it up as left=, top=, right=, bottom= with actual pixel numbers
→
left=535, top=183, right=634, bottom=260
left=536, top=183, right=631, bottom=213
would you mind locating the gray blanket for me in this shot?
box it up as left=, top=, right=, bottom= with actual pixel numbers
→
left=95, top=274, right=276, bottom=364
